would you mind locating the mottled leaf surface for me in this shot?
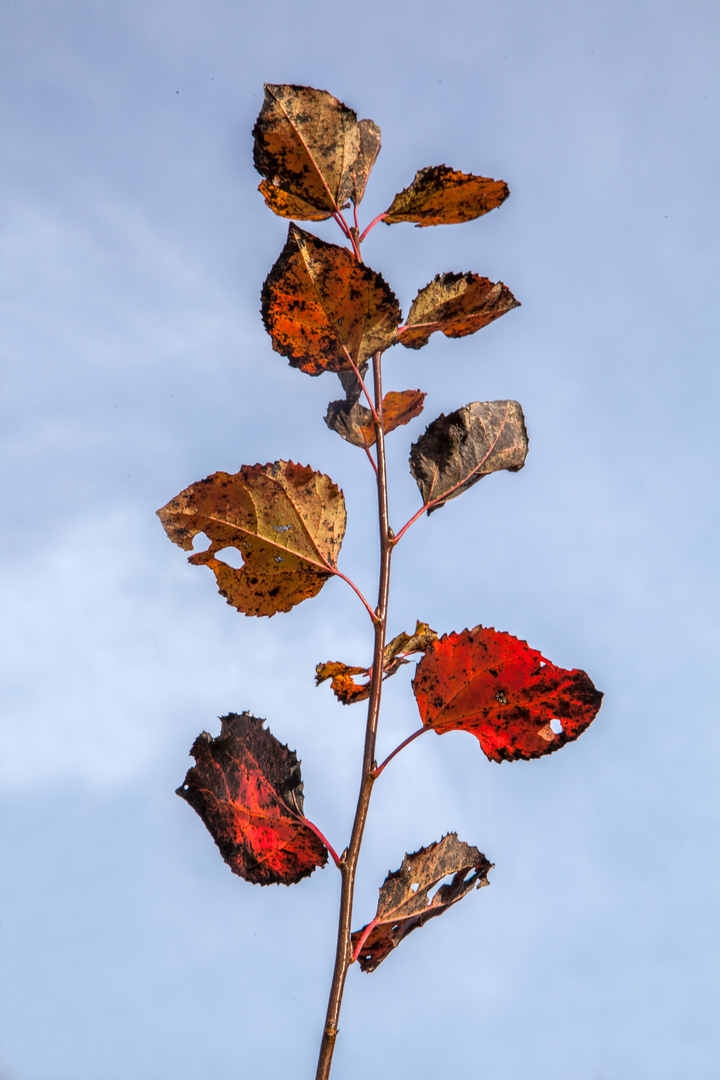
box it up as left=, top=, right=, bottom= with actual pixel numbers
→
left=383, top=165, right=509, bottom=227
left=156, top=461, right=346, bottom=616
left=261, top=225, right=400, bottom=375
left=351, top=834, right=491, bottom=972
left=253, top=84, right=380, bottom=219
left=399, top=272, right=519, bottom=350
left=317, top=621, right=438, bottom=704
left=413, top=628, right=603, bottom=762
left=325, top=389, right=426, bottom=448
left=177, top=712, right=328, bottom=885
left=410, top=400, right=528, bottom=511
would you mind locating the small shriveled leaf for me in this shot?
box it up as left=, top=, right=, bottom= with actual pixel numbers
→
left=399, top=272, right=519, bottom=351
left=324, top=389, right=426, bottom=448
left=410, top=400, right=528, bottom=512
left=317, top=621, right=438, bottom=704
left=412, top=627, right=603, bottom=763
left=351, top=834, right=492, bottom=972
left=177, top=712, right=328, bottom=886
left=253, top=84, right=381, bottom=219
left=261, top=224, right=401, bottom=375
left=156, top=461, right=346, bottom=617
left=383, top=165, right=509, bottom=227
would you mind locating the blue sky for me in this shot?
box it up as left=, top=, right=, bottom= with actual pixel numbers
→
left=1, top=2, right=718, bottom=1078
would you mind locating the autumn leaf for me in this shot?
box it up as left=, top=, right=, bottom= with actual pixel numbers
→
left=383, top=165, right=509, bottom=227
left=412, top=627, right=603, bottom=763
left=409, top=400, right=528, bottom=513
left=156, top=461, right=346, bottom=617
left=325, top=389, right=426, bottom=448
left=351, top=834, right=492, bottom=972
left=317, top=621, right=438, bottom=704
left=177, top=712, right=328, bottom=886
left=261, top=224, right=401, bottom=375
left=399, top=272, right=519, bottom=351
left=253, top=84, right=381, bottom=220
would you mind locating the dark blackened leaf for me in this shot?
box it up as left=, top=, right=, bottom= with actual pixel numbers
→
left=351, top=834, right=492, bottom=972
left=383, top=165, right=509, bottom=227
left=261, top=225, right=401, bottom=375
left=412, top=628, right=603, bottom=762
left=410, top=400, right=528, bottom=512
left=399, top=272, right=519, bottom=350
left=325, top=390, right=426, bottom=448
left=253, top=84, right=381, bottom=220
left=156, top=461, right=346, bottom=616
left=177, top=712, right=328, bottom=885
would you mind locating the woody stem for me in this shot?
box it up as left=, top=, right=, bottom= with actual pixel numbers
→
left=314, top=351, right=392, bottom=1080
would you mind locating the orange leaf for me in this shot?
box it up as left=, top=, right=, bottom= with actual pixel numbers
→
left=324, top=389, right=426, bottom=448
left=317, top=622, right=438, bottom=705
left=399, top=272, right=519, bottom=350
left=261, top=224, right=401, bottom=375
left=383, top=165, right=509, bottom=227
left=177, top=712, right=328, bottom=885
left=412, top=627, right=603, bottom=762
left=351, top=834, right=491, bottom=972
left=410, top=400, right=529, bottom=511
left=156, top=461, right=346, bottom=617
left=253, top=84, right=381, bottom=220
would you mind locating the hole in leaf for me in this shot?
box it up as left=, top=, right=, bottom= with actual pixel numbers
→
left=549, top=718, right=563, bottom=734
left=410, top=882, right=419, bottom=892
left=274, top=523, right=293, bottom=533
left=215, top=547, right=245, bottom=569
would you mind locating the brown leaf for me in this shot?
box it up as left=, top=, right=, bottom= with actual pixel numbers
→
left=316, top=621, right=438, bottom=704
left=177, top=712, right=328, bottom=886
left=412, top=627, right=603, bottom=763
left=261, top=224, right=401, bottom=375
left=410, top=400, right=528, bottom=512
left=253, top=84, right=381, bottom=220
left=156, top=461, right=346, bottom=617
left=351, top=834, right=492, bottom=972
left=324, top=389, right=426, bottom=448
left=399, top=272, right=520, bottom=351
left=383, top=165, right=509, bottom=227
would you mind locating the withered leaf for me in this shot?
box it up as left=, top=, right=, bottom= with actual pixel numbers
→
left=399, top=272, right=519, bottom=351
left=156, top=461, right=346, bottom=617
left=317, top=621, right=438, bottom=704
left=351, top=834, right=492, bottom=972
left=324, top=389, right=426, bottom=448
left=410, top=400, right=528, bottom=512
left=383, top=165, right=509, bottom=227
left=261, top=224, right=401, bottom=375
left=253, top=84, right=381, bottom=220
left=412, top=627, right=603, bottom=763
left=177, top=712, right=328, bottom=886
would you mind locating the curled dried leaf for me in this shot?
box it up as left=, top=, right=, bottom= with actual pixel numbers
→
left=261, top=225, right=401, bottom=375
left=351, top=834, right=492, bottom=972
left=317, top=621, right=438, bottom=705
left=325, top=389, right=426, bottom=448
left=383, top=165, right=509, bottom=227
left=410, top=400, right=528, bottom=511
left=412, top=627, right=603, bottom=762
left=253, top=84, right=381, bottom=219
left=399, top=272, right=519, bottom=351
left=177, top=712, right=328, bottom=885
left=156, top=461, right=346, bottom=617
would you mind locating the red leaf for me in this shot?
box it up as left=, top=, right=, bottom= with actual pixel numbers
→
left=351, top=834, right=492, bottom=972
left=412, top=627, right=603, bottom=762
left=398, top=272, right=519, bottom=350
left=177, top=712, right=328, bottom=886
